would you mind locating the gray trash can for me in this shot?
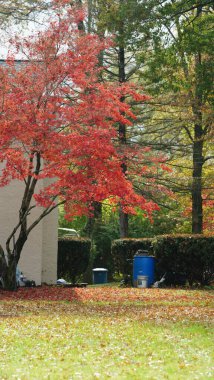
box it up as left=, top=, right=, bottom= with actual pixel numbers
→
left=92, top=268, right=108, bottom=284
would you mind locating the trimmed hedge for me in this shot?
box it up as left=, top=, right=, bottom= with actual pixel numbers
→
left=111, top=238, right=153, bottom=276
left=153, top=234, right=214, bottom=286
left=57, top=237, right=91, bottom=284
left=112, top=235, right=214, bottom=286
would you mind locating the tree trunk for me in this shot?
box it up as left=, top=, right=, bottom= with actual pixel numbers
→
left=3, top=231, right=28, bottom=290
left=119, top=208, right=129, bottom=238
left=1, top=242, right=17, bottom=291
left=84, top=202, right=102, bottom=237
left=191, top=3, right=204, bottom=234
left=118, top=34, right=129, bottom=238
left=192, top=124, right=203, bottom=233
left=4, top=255, right=17, bottom=291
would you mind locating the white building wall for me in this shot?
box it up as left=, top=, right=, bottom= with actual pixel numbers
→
left=0, top=177, right=58, bottom=285
left=42, top=207, right=58, bottom=284
left=18, top=217, right=43, bottom=286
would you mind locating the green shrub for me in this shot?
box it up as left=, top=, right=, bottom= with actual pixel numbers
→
left=57, top=237, right=91, bottom=284
left=111, top=238, right=153, bottom=276
left=92, top=222, right=117, bottom=281
left=153, top=234, right=214, bottom=286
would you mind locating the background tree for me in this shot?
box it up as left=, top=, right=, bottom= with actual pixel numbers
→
left=80, top=0, right=172, bottom=237
left=136, top=0, right=214, bottom=233
left=58, top=0, right=213, bottom=237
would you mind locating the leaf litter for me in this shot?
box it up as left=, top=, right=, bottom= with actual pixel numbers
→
left=0, top=287, right=213, bottom=380
left=0, top=287, right=213, bottom=323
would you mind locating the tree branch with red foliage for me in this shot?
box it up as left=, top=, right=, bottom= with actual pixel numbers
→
left=0, top=4, right=161, bottom=289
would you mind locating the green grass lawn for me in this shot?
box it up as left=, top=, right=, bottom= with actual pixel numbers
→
left=0, top=287, right=213, bottom=380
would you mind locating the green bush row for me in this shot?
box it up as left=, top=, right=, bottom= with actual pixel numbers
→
left=57, top=237, right=91, bottom=284
left=153, top=234, right=214, bottom=286
left=112, top=235, right=214, bottom=286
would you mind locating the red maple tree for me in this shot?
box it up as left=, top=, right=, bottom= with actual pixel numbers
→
left=0, top=7, right=159, bottom=290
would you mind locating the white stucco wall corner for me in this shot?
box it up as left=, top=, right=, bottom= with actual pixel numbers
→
left=0, top=169, right=58, bottom=286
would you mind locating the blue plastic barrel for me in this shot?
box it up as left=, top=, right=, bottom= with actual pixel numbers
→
left=133, top=256, right=155, bottom=287
left=92, top=268, right=108, bottom=284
